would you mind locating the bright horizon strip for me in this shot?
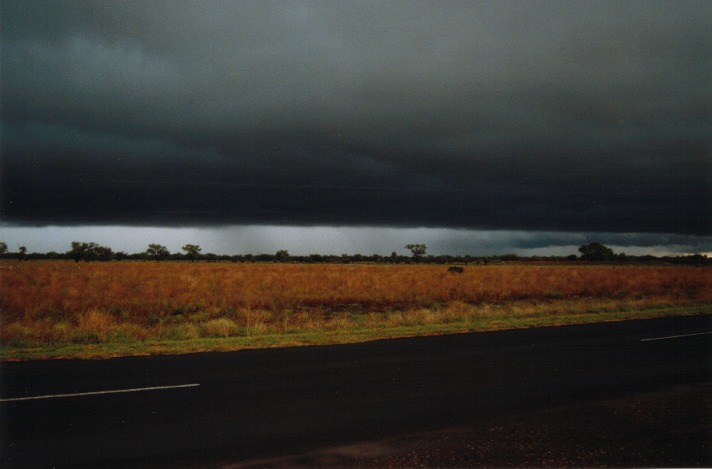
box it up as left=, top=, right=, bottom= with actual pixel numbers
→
left=1, top=223, right=710, bottom=258
left=0, top=383, right=200, bottom=403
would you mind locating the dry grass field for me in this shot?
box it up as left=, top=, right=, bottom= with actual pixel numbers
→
left=1, top=261, right=711, bottom=358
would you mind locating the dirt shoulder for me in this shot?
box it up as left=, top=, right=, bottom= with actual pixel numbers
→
left=230, top=384, right=711, bottom=468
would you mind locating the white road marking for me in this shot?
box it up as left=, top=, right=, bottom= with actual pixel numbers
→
left=0, top=383, right=200, bottom=402
left=640, top=331, right=712, bottom=342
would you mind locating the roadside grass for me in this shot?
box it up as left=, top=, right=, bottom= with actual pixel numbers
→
left=1, top=261, right=711, bottom=360
left=1, top=301, right=709, bottom=361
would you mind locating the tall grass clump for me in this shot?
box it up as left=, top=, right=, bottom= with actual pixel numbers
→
left=202, top=318, right=239, bottom=338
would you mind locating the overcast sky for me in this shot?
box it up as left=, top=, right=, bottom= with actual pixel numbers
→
left=1, top=1, right=710, bottom=255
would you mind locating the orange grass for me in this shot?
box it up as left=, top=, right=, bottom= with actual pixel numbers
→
left=1, top=261, right=711, bottom=350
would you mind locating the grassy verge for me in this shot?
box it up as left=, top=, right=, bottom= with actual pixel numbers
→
left=3, top=262, right=710, bottom=360
left=2, top=302, right=709, bottom=361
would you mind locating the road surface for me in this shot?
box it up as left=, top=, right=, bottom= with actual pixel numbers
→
left=1, top=315, right=710, bottom=468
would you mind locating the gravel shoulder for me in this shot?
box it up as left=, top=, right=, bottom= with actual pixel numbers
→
left=231, top=384, right=711, bottom=468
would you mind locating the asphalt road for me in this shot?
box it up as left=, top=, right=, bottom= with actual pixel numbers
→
left=1, top=315, right=710, bottom=468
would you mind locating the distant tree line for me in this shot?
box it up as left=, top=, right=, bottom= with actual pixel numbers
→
left=0, top=240, right=708, bottom=265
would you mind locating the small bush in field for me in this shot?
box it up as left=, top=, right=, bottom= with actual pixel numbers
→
left=203, top=318, right=239, bottom=338
left=448, top=266, right=464, bottom=273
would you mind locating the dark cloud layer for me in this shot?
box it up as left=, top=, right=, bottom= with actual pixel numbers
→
left=2, top=1, right=710, bottom=234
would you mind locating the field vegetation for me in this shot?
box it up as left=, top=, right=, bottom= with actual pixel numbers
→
left=1, top=261, right=710, bottom=359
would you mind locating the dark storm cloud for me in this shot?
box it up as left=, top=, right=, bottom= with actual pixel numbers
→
left=2, top=0, right=710, bottom=233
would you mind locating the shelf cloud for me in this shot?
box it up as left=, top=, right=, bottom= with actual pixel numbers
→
left=2, top=1, right=710, bottom=236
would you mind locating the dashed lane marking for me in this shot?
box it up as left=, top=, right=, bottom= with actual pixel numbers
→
left=0, top=383, right=200, bottom=402
left=640, top=331, right=712, bottom=342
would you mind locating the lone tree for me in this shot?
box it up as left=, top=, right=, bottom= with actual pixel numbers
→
left=94, top=245, right=114, bottom=262
left=146, top=244, right=170, bottom=262
left=18, top=246, right=27, bottom=261
left=182, top=244, right=202, bottom=262
left=578, top=242, right=615, bottom=261
left=405, top=243, right=427, bottom=262
left=66, top=242, right=114, bottom=262
left=0, top=242, right=7, bottom=258
left=69, top=241, right=99, bottom=262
